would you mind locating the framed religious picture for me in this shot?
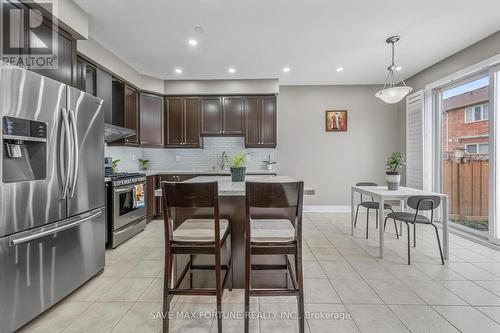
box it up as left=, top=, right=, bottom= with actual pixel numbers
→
left=325, top=110, right=347, bottom=132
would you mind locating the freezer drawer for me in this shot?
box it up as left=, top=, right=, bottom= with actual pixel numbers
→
left=0, top=208, right=105, bottom=333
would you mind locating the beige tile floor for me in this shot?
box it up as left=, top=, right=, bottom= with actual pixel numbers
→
left=20, top=212, right=500, bottom=333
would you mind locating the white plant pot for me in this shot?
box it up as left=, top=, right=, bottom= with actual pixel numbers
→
left=267, top=164, right=274, bottom=171
left=386, top=173, right=401, bottom=191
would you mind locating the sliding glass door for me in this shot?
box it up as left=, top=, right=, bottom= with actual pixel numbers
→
left=438, top=75, right=490, bottom=238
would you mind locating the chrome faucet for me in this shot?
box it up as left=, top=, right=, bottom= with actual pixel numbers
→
left=221, top=151, right=227, bottom=170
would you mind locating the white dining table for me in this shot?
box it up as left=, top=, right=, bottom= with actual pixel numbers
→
left=350, top=185, right=449, bottom=260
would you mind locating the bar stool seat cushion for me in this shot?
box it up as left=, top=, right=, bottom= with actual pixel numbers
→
left=251, top=219, right=296, bottom=243
left=360, top=201, right=392, bottom=209
left=173, top=219, right=229, bottom=242
left=387, top=212, right=430, bottom=224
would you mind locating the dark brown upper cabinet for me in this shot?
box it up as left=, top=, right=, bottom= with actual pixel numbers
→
left=4, top=1, right=77, bottom=86
left=76, top=58, right=97, bottom=96
left=201, top=97, right=222, bottom=135
left=124, top=85, right=140, bottom=145
left=222, top=97, right=245, bottom=135
left=164, top=97, right=202, bottom=148
left=97, top=68, right=113, bottom=124
left=244, top=96, right=277, bottom=148
left=140, top=93, right=164, bottom=147
left=201, top=97, right=245, bottom=136
left=111, top=81, right=139, bottom=146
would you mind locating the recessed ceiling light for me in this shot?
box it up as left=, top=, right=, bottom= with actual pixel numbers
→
left=193, top=26, right=206, bottom=34
left=174, top=68, right=183, bottom=74
left=395, top=66, right=403, bottom=71
left=228, top=68, right=236, bottom=74
left=188, top=39, right=198, bottom=46
left=336, top=67, right=344, bottom=72
left=283, top=67, right=291, bottom=73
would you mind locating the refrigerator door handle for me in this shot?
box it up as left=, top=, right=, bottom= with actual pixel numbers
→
left=60, top=107, right=72, bottom=199
left=9, top=209, right=103, bottom=247
left=68, top=109, right=79, bottom=198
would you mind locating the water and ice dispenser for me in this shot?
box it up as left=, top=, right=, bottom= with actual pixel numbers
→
left=2, top=116, right=47, bottom=183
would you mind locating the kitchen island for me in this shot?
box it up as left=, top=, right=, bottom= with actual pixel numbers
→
left=154, top=175, right=314, bottom=288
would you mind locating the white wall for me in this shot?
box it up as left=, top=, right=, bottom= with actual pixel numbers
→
left=405, top=31, right=500, bottom=91
left=77, top=38, right=165, bottom=94
left=164, top=79, right=279, bottom=95
left=277, top=85, right=400, bottom=206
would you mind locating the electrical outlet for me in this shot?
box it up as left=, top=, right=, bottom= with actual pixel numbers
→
left=176, top=155, right=181, bottom=162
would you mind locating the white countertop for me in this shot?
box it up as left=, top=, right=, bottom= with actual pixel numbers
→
left=154, top=175, right=315, bottom=197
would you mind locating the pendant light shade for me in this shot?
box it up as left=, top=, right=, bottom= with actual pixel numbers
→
left=375, top=86, right=413, bottom=104
left=375, top=36, right=412, bottom=104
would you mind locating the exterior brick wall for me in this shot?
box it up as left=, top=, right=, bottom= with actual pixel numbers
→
left=442, top=86, right=489, bottom=154
left=442, top=108, right=489, bottom=152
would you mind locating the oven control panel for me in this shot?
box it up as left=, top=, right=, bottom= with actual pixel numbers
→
left=112, top=176, right=146, bottom=187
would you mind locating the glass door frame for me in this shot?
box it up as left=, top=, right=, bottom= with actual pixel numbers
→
left=489, top=64, right=500, bottom=245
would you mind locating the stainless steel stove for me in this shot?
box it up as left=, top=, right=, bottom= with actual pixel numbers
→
left=106, top=172, right=147, bottom=248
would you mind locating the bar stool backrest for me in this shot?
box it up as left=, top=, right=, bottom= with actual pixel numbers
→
left=162, top=181, right=218, bottom=208
left=162, top=181, right=220, bottom=244
left=246, top=181, right=304, bottom=230
left=246, top=181, right=304, bottom=208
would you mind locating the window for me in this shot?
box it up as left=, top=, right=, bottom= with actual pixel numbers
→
left=465, top=143, right=489, bottom=154
left=465, top=103, right=489, bottom=123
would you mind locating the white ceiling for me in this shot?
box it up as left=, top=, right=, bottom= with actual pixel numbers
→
left=75, top=0, right=500, bottom=85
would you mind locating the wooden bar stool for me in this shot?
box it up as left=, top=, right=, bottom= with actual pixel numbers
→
left=161, top=181, right=233, bottom=333
left=244, top=181, right=305, bottom=333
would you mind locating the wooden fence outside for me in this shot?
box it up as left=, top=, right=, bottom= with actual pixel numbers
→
left=442, top=157, right=488, bottom=220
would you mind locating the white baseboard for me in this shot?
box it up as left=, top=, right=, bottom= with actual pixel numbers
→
left=304, top=205, right=401, bottom=213
left=304, top=206, right=351, bottom=213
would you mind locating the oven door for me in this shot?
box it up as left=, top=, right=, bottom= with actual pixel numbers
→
left=113, top=182, right=146, bottom=230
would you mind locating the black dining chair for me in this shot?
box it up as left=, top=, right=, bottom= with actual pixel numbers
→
left=354, top=182, right=398, bottom=239
left=384, top=195, right=444, bottom=265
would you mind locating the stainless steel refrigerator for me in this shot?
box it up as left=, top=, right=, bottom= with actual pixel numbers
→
left=0, top=62, right=105, bottom=333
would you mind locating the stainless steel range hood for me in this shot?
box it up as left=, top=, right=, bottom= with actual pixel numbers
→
left=104, top=123, right=136, bottom=143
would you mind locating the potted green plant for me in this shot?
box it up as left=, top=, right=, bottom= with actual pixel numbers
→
left=227, top=152, right=249, bottom=182
left=111, top=159, right=120, bottom=175
left=262, top=154, right=277, bottom=171
left=138, top=159, right=150, bottom=170
left=385, top=152, right=406, bottom=190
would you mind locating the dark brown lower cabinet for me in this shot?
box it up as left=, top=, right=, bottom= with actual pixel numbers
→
left=146, top=175, right=157, bottom=222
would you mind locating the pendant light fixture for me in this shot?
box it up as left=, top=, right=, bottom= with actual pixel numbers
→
left=375, top=36, right=412, bottom=104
